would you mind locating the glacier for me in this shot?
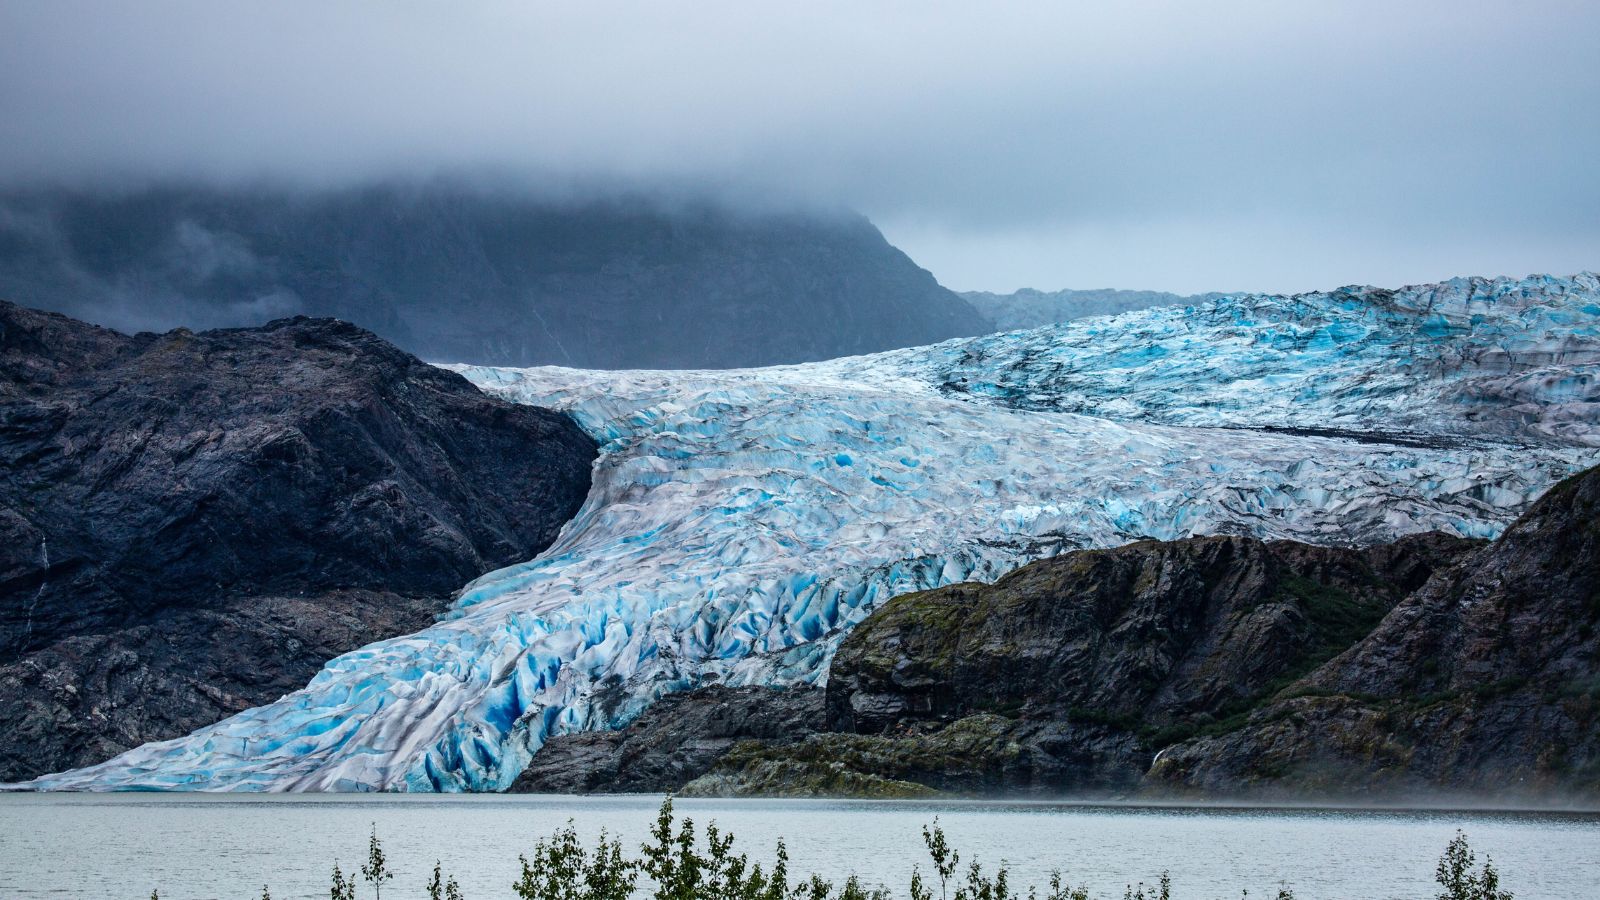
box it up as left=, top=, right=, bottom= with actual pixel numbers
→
left=22, top=273, right=1600, bottom=792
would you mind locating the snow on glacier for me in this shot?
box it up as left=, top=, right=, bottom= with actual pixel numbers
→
left=24, top=274, right=1600, bottom=792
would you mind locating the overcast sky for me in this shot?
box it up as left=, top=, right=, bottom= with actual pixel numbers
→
left=2, top=1, right=1596, bottom=293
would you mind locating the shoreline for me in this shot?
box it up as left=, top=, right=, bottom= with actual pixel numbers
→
left=6, top=790, right=1599, bottom=818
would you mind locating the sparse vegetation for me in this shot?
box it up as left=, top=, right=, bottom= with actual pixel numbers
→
left=144, top=800, right=1514, bottom=899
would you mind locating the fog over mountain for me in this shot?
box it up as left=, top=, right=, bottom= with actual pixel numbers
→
left=2, top=2, right=1596, bottom=293
left=0, top=182, right=989, bottom=368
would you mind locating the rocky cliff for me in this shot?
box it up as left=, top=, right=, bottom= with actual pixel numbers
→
left=1146, top=464, right=1600, bottom=799
left=0, top=184, right=991, bottom=369
left=0, top=301, right=597, bottom=781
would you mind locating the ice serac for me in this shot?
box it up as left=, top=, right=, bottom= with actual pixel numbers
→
left=25, top=273, right=1600, bottom=792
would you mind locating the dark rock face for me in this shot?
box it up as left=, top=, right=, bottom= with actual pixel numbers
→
left=509, top=685, right=823, bottom=794
left=0, top=301, right=597, bottom=781
left=1146, top=466, right=1600, bottom=799
left=678, top=714, right=1009, bottom=798
left=827, top=534, right=1472, bottom=744
left=0, top=184, right=991, bottom=369
left=770, top=533, right=1468, bottom=795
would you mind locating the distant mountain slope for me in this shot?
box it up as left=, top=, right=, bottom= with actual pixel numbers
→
left=0, top=302, right=596, bottom=781
left=0, top=183, right=991, bottom=369
left=963, top=287, right=1225, bottom=331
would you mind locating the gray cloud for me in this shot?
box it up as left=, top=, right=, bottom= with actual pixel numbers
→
left=1, top=0, right=1596, bottom=292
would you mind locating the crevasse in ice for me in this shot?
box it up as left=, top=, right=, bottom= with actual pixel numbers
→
left=25, top=273, right=1600, bottom=791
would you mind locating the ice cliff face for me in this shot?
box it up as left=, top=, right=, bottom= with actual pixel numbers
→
left=26, top=274, right=1600, bottom=792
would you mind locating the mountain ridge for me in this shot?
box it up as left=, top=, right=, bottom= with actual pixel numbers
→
left=0, top=182, right=992, bottom=369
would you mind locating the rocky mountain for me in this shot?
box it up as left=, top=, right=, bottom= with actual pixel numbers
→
left=0, top=302, right=597, bottom=781
left=0, top=183, right=991, bottom=369
left=963, top=287, right=1226, bottom=331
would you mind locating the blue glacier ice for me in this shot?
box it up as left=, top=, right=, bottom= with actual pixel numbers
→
left=22, top=273, right=1600, bottom=792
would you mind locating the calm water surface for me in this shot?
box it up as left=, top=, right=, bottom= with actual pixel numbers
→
left=1, top=794, right=1596, bottom=899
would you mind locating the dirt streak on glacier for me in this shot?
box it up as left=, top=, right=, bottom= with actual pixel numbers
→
left=22, top=273, right=1600, bottom=792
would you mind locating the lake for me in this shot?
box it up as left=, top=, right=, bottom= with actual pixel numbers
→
left=1, top=794, right=1596, bottom=899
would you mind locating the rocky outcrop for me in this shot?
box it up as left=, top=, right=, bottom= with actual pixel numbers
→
left=826, top=533, right=1473, bottom=743
left=510, top=686, right=823, bottom=794
left=676, top=533, right=1475, bottom=797
left=1145, top=465, right=1600, bottom=800
left=678, top=715, right=1007, bottom=799
left=0, top=183, right=991, bottom=369
left=0, top=301, right=597, bottom=781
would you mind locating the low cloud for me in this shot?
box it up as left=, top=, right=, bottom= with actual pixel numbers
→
left=1, top=1, right=1596, bottom=292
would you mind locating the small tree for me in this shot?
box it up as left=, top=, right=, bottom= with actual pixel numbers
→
left=840, top=874, right=890, bottom=900
left=922, top=820, right=960, bottom=900
left=515, top=819, right=636, bottom=900
left=330, top=861, right=356, bottom=900
left=260, top=887, right=273, bottom=900
left=763, top=839, right=793, bottom=900
left=1121, top=875, right=1171, bottom=900
left=363, top=825, right=395, bottom=900
left=1037, top=872, right=1091, bottom=900
left=642, top=798, right=705, bottom=900
left=1435, top=831, right=1513, bottom=900
left=430, top=860, right=466, bottom=900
